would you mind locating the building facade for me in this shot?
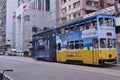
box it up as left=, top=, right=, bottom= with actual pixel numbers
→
left=5, top=0, right=59, bottom=53
left=14, top=0, right=60, bottom=53
left=0, top=0, right=7, bottom=52
left=59, top=0, right=114, bottom=25
left=6, top=0, right=18, bottom=49
left=15, top=5, right=50, bottom=52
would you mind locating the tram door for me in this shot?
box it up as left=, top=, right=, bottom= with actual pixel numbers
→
left=92, top=39, right=99, bottom=64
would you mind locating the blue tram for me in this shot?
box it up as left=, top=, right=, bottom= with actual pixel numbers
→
left=32, top=29, right=56, bottom=61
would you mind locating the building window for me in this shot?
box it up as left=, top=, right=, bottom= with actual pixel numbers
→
left=73, top=12, right=80, bottom=18
left=86, top=1, right=92, bottom=6
left=73, top=1, right=80, bottom=9
left=61, top=17, right=67, bottom=22
left=61, top=7, right=67, bottom=15
left=73, top=13, right=77, bottom=18
left=87, top=1, right=99, bottom=8
left=69, top=15, right=71, bottom=20
left=69, top=5, right=71, bottom=11
left=32, top=27, right=38, bottom=33
left=24, top=15, right=30, bottom=21
left=93, top=2, right=99, bottom=8
left=46, top=0, right=50, bottom=11
left=38, top=0, right=41, bottom=10
left=61, top=0, right=67, bottom=4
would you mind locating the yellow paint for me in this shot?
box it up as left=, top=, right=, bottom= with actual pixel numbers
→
left=56, top=49, right=116, bottom=65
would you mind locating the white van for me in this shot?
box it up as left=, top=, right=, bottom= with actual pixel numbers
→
left=8, top=49, right=17, bottom=56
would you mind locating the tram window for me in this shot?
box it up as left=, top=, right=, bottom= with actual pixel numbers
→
left=70, top=25, right=74, bottom=32
left=65, top=28, right=70, bottom=34
left=100, top=38, right=106, bottom=48
left=108, top=18, right=113, bottom=26
left=75, top=24, right=79, bottom=32
left=92, top=19, right=97, bottom=28
left=49, top=31, right=53, bottom=37
left=39, top=46, right=45, bottom=51
left=35, top=36, right=37, bottom=39
left=60, top=28, right=65, bottom=34
left=105, top=18, right=112, bottom=26
left=50, top=44, right=53, bottom=50
left=43, top=34, right=45, bottom=38
left=46, top=32, right=49, bottom=38
left=58, top=43, right=61, bottom=50
left=56, top=30, right=61, bottom=35
left=99, top=18, right=104, bottom=26
left=48, top=32, right=51, bottom=37
left=75, top=41, right=79, bottom=49
left=35, top=43, right=40, bottom=51
left=113, top=19, right=115, bottom=26
left=32, top=37, right=34, bottom=40
left=79, top=40, right=84, bottom=49
left=35, top=43, right=37, bottom=51
left=70, top=41, right=74, bottom=49
left=112, top=39, right=116, bottom=48
left=66, top=42, right=69, bottom=49
left=53, top=44, right=56, bottom=50
left=107, top=39, right=112, bottom=48
left=80, top=23, right=84, bottom=31
left=86, top=20, right=91, bottom=29
left=93, top=39, right=98, bottom=48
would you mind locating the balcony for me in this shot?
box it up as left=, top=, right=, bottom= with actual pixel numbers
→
left=86, top=5, right=99, bottom=11
left=86, top=0, right=99, bottom=2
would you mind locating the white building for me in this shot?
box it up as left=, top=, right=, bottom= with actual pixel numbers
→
left=15, top=3, right=50, bottom=52
left=6, top=0, right=59, bottom=53
left=6, top=0, right=18, bottom=48
left=49, top=0, right=60, bottom=28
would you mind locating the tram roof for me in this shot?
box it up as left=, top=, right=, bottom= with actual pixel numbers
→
left=56, top=14, right=114, bottom=30
left=32, top=28, right=54, bottom=36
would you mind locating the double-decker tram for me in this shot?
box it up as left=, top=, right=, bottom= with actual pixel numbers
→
left=56, top=14, right=117, bottom=65
left=32, top=29, right=56, bottom=61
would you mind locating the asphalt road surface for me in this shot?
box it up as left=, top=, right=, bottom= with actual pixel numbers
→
left=0, top=56, right=120, bottom=80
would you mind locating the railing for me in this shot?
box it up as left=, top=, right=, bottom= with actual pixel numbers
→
left=83, top=4, right=120, bottom=18
left=0, top=69, right=13, bottom=80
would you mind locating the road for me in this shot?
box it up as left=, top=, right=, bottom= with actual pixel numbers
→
left=0, top=56, right=120, bottom=80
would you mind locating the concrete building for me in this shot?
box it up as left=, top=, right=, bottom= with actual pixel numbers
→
left=59, top=0, right=114, bottom=25
left=5, top=0, right=59, bottom=53
left=0, top=0, right=7, bottom=52
left=49, top=0, right=60, bottom=28
left=15, top=3, right=50, bottom=52
left=14, top=0, right=59, bottom=52
left=6, top=0, right=18, bottom=49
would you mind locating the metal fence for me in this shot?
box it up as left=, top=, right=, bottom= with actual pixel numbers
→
left=0, top=70, right=13, bottom=80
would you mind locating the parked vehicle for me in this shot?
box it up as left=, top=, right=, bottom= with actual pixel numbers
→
left=7, top=49, right=17, bottom=56
left=0, top=51, right=4, bottom=55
